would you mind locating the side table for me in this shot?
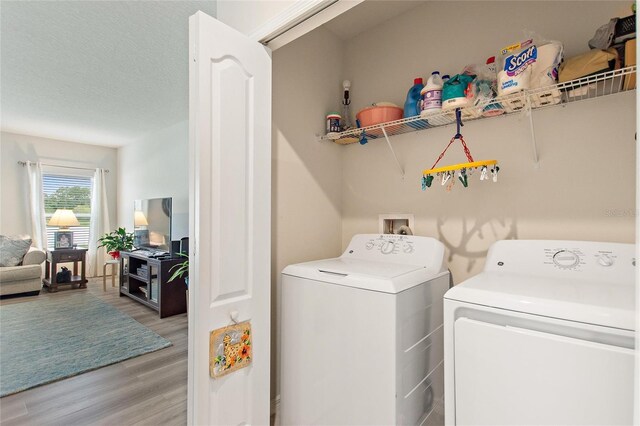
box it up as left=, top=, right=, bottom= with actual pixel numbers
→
left=43, top=248, right=89, bottom=292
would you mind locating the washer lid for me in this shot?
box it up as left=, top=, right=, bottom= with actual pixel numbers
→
left=445, top=272, right=636, bottom=331
left=282, top=258, right=443, bottom=293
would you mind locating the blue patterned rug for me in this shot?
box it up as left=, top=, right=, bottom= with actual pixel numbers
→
left=0, top=292, right=171, bottom=397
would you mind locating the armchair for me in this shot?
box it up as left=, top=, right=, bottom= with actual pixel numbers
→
left=0, top=247, right=46, bottom=297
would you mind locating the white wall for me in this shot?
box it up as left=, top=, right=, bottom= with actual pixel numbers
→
left=217, top=0, right=299, bottom=36
left=340, top=1, right=635, bottom=283
left=272, top=26, right=344, bottom=397
left=0, top=131, right=118, bottom=236
left=117, top=120, right=188, bottom=241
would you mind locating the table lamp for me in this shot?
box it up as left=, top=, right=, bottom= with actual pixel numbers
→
left=48, top=209, right=79, bottom=249
left=134, top=211, right=149, bottom=227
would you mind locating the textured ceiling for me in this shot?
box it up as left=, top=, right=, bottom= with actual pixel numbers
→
left=1, top=1, right=216, bottom=147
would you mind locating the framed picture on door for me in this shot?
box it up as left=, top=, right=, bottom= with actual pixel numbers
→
left=209, top=321, right=252, bottom=378
left=54, top=231, right=73, bottom=249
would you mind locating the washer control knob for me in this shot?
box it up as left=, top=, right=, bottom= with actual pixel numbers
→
left=597, top=254, right=614, bottom=267
left=381, top=241, right=395, bottom=254
left=403, top=243, right=414, bottom=253
left=552, top=250, right=580, bottom=269
left=365, top=241, right=374, bottom=250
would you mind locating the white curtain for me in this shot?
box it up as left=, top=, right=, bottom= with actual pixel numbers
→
left=26, top=162, right=47, bottom=250
left=87, top=168, right=111, bottom=277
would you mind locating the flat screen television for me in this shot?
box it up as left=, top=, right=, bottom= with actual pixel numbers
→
left=133, top=197, right=172, bottom=251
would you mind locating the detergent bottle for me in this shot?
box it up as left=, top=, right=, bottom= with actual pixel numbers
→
left=403, top=77, right=424, bottom=118
left=420, top=71, right=444, bottom=117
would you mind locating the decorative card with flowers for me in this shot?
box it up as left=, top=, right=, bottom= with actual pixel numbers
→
left=209, top=321, right=252, bottom=378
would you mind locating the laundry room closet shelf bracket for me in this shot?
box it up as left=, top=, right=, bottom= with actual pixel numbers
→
left=524, top=96, right=540, bottom=168
left=323, top=66, right=637, bottom=152
left=381, top=127, right=405, bottom=178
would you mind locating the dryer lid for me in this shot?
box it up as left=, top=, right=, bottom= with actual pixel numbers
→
left=445, top=239, right=636, bottom=331
left=444, top=272, right=635, bottom=331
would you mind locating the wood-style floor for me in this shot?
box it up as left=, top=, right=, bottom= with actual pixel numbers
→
left=0, top=278, right=188, bottom=426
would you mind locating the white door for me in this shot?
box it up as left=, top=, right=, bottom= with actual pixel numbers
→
left=188, top=11, right=271, bottom=425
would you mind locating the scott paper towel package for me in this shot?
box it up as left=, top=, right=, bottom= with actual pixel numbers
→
left=498, top=39, right=536, bottom=96
left=497, top=35, right=563, bottom=109
left=498, top=36, right=563, bottom=94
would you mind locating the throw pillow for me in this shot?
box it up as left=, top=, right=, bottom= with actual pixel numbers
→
left=0, top=235, right=33, bottom=267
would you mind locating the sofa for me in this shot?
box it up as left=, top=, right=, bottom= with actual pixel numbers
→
left=0, top=247, right=46, bottom=297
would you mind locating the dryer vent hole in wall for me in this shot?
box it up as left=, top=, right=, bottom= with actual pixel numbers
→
left=384, top=219, right=411, bottom=235
left=379, top=214, right=415, bottom=235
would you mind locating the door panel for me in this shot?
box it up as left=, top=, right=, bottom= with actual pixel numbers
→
left=454, top=317, right=634, bottom=425
left=189, top=11, right=271, bottom=425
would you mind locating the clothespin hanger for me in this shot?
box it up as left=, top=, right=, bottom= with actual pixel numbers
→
left=420, top=108, right=499, bottom=191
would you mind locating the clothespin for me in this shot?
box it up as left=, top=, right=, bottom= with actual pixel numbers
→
left=442, top=172, right=451, bottom=185
left=458, top=169, right=468, bottom=188
left=491, top=166, right=500, bottom=182
left=480, top=166, right=488, bottom=181
left=421, top=174, right=434, bottom=190
left=446, top=175, right=455, bottom=192
left=356, top=119, right=368, bottom=145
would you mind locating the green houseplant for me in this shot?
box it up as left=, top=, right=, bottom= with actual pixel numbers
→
left=168, top=253, right=189, bottom=288
left=169, top=253, right=189, bottom=312
left=97, top=227, right=134, bottom=259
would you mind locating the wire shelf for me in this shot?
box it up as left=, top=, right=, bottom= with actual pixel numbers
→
left=324, top=66, right=637, bottom=144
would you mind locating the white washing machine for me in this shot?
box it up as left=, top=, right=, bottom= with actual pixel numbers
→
left=281, top=234, right=450, bottom=426
left=444, top=240, right=636, bottom=426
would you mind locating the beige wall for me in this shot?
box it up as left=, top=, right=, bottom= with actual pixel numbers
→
left=0, top=131, right=118, bottom=237
left=341, top=1, right=635, bottom=283
left=342, top=93, right=636, bottom=282
left=272, top=27, right=344, bottom=396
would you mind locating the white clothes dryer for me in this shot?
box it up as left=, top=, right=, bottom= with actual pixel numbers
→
left=281, top=234, right=450, bottom=425
left=444, top=240, right=636, bottom=426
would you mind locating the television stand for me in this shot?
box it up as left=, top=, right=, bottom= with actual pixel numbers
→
left=119, top=251, right=186, bottom=318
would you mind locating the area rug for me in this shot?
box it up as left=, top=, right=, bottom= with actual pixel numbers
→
left=0, top=292, right=171, bottom=397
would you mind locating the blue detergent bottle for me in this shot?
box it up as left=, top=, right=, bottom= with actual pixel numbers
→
left=403, top=77, right=424, bottom=118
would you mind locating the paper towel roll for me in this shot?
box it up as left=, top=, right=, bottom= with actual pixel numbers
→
left=531, top=42, right=563, bottom=88
left=498, top=66, right=532, bottom=96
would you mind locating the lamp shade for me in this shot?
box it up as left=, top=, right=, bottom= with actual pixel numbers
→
left=134, top=211, right=149, bottom=226
left=48, top=209, right=80, bottom=228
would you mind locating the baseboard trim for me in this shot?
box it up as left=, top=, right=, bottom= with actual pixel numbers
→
left=271, top=394, right=281, bottom=423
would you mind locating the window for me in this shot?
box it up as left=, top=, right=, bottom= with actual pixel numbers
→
left=43, top=174, right=93, bottom=249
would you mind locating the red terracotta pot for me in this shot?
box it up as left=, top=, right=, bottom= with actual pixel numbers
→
left=109, top=250, right=120, bottom=260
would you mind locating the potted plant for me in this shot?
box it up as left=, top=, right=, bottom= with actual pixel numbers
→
left=169, top=253, right=189, bottom=311
left=97, top=227, right=134, bottom=259
left=168, top=253, right=189, bottom=287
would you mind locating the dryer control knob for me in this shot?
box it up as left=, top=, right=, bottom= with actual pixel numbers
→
left=597, top=254, right=614, bottom=267
left=381, top=241, right=395, bottom=254
left=552, top=250, right=580, bottom=269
